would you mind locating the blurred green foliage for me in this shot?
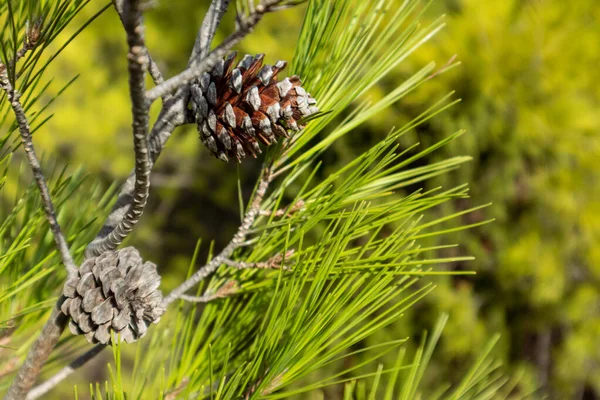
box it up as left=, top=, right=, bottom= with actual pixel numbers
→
left=33, top=0, right=599, bottom=398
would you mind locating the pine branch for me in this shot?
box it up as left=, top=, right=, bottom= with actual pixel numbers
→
left=191, top=0, right=232, bottom=62
left=85, top=0, right=231, bottom=257
left=162, top=165, right=272, bottom=306
left=177, top=249, right=294, bottom=303
left=259, top=200, right=305, bottom=217
left=179, top=280, right=239, bottom=303
left=16, top=3, right=241, bottom=395
left=2, top=302, right=69, bottom=400
left=85, top=0, right=151, bottom=256
left=223, top=253, right=291, bottom=270
left=147, top=54, right=164, bottom=87
left=164, top=378, right=190, bottom=400
left=26, top=344, right=106, bottom=400
left=85, top=97, right=186, bottom=257
left=146, top=0, right=302, bottom=101
left=0, top=71, right=76, bottom=277
left=114, top=2, right=167, bottom=96
left=12, top=19, right=43, bottom=71
left=2, top=2, right=151, bottom=397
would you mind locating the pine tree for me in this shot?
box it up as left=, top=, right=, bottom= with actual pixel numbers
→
left=0, top=0, right=515, bottom=399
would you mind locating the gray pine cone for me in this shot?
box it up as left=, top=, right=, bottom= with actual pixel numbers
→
left=61, top=247, right=165, bottom=344
left=190, top=52, right=319, bottom=162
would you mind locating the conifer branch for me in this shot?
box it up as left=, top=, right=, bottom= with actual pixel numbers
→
left=177, top=249, right=294, bottom=303
left=26, top=344, right=106, bottom=400
left=162, top=165, right=272, bottom=306
left=146, top=0, right=303, bottom=102
left=179, top=280, right=239, bottom=303
left=259, top=200, right=305, bottom=217
left=147, top=54, right=164, bottom=87
left=114, top=2, right=166, bottom=96
left=11, top=3, right=248, bottom=395
left=13, top=19, right=42, bottom=68
left=85, top=0, right=230, bottom=257
left=1, top=1, right=152, bottom=396
left=222, top=256, right=289, bottom=270
left=85, top=0, right=151, bottom=256
left=0, top=72, right=77, bottom=277
left=85, top=97, right=186, bottom=258
left=191, top=0, right=232, bottom=62
left=164, top=378, right=190, bottom=400
left=2, top=302, right=69, bottom=400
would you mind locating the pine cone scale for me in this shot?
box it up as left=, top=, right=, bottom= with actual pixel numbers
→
left=113, top=308, right=130, bottom=330
left=76, top=273, right=95, bottom=296
left=63, top=278, right=78, bottom=298
left=95, top=323, right=111, bottom=344
left=78, top=314, right=94, bottom=333
left=69, top=320, right=81, bottom=336
left=82, top=287, right=103, bottom=313
left=69, top=297, right=82, bottom=317
left=91, top=299, right=113, bottom=325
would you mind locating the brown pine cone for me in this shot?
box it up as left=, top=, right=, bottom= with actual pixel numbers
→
left=61, top=247, right=164, bottom=344
left=190, top=52, right=318, bottom=162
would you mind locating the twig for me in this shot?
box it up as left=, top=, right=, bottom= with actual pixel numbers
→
left=85, top=0, right=151, bottom=256
left=164, top=378, right=190, bottom=400
left=146, top=0, right=297, bottom=101
left=223, top=259, right=278, bottom=270
left=259, top=200, right=304, bottom=217
left=0, top=72, right=77, bottom=277
left=6, top=18, right=43, bottom=76
left=427, top=54, right=458, bottom=80
left=85, top=0, right=230, bottom=257
left=3, top=302, right=69, bottom=400
left=191, top=0, right=231, bottom=62
left=177, top=250, right=295, bottom=303
left=0, top=18, right=73, bottom=400
left=23, top=2, right=234, bottom=396
left=162, top=166, right=272, bottom=306
left=147, top=54, right=164, bottom=87
left=84, top=90, right=186, bottom=258
left=147, top=54, right=172, bottom=103
left=178, top=280, right=239, bottom=303
left=26, top=344, right=106, bottom=400
left=113, top=2, right=167, bottom=97
left=224, top=250, right=294, bottom=270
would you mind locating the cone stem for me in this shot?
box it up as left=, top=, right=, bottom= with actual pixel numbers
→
left=162, top=166, right=272, bottom=305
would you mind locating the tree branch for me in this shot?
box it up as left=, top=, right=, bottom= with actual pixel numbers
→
left=259, top=199, right=304, bottom=217
left=84, top=94, right=186, bottom=257
left=178, top=280, right=239, bottom=303
left=223, top=250, right=294, bottom=270
left=3, top=1, right=239, bottom=397
left=0, top=71, right=76, bottom=278
left=146, top=0, right=296, bottom=102
left=190, top=0, right=231, bottom=62
left=3, top=301, right=69, bottom=400
left=85, top=0, right=231, bottom=257
left=147, top=54, right=164, bottom=87
left=113, top=1, right=167, bottom=97
left=85, top=0, right=151, bottom=256
left=162, top=165, right=272, bottom=306
left=26, top=344, right=106, bottom=400
left=177, top=249, right=295, bottom=303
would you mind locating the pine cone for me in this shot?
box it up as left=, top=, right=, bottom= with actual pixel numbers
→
left=61, top=247, right=165, bottom=344
left=190, top=52, right=318, bottom=162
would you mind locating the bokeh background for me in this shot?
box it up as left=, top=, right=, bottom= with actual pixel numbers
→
left=35, top=0, right=599, bottom=398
